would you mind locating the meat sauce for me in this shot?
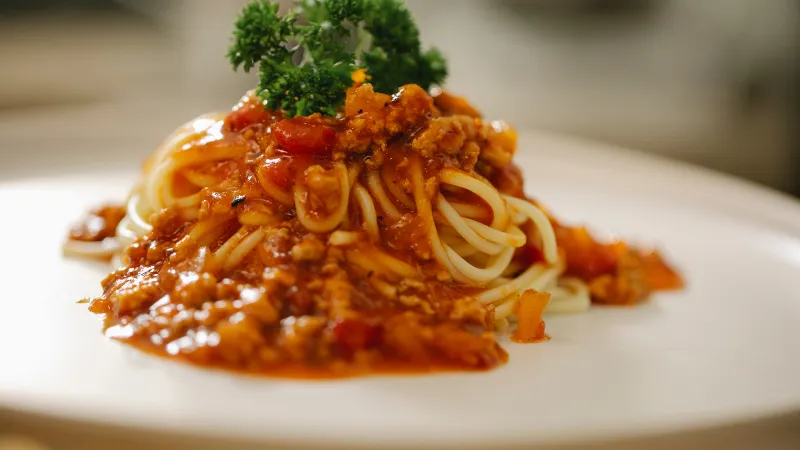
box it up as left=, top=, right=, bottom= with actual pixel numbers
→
left=83, top=85, right=515, bottom=378
left=69, top=206, right=126, bottom=243
left=74, top=83, right=681, bottom=378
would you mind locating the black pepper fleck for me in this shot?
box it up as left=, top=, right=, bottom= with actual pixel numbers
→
left=231, top=195, right=246, bottom=207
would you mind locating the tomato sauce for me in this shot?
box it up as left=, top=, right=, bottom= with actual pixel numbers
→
left=72, top=84, right=681, bottom=378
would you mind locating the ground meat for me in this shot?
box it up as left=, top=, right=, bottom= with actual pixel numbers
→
left=384, top=84, right=434, bottom=135
left=556, top=225, right=679, bottom=305
left=291, top=235, right=326, bottom=262
left=448, top=296, right=489, bottom=326
left=338, top=83, right=434, bottom=154
left=411, top=115, right=482, bottom=160
left=481, top=121, right=517, bottom=169
left=69, top=205, right=126, bottom=242
left=305, top=165, right=342, bottom=214
left=323, top=272, right=353, bottom=319
left=433, top=91, right=482, bottom=117
left=431, top=326, right=503, bottom=368
left=259, top=227, right=292, bottom=265
left=101, top=265, right=162, bottom=315
left=384, top=213, right=432, bottom=260
left=278, top=315, right=327, bottom=362
left=215, top=313, right=265, bottom=365
left=397, top=294, right=434, bottom=315
left=382, top=312, right=435, bottom=361
left=458, top=141, right=481, bottom=173
left=172, top=271, right=218, bottom=308
left=79, top=81, right=679, bottom=379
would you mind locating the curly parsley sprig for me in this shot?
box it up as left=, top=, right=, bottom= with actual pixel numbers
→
left=227, top=0, right=447, bottom=117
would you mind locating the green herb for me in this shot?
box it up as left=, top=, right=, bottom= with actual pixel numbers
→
left=227, top=0, right=447, bottom=117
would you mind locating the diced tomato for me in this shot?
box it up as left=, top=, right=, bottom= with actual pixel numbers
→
left=260, top=157, right=294, bottom=189
left=273, top=117, right=334, bottom=155
left=226, top=101, right=269, bottom=131
left=332, top=317, right=381, bottom=353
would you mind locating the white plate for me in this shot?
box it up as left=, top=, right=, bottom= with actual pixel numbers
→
left=1, top=131, right=799, bottom=449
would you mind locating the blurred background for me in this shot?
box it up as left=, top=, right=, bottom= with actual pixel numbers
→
left=0, top=0, right=798, bottom=193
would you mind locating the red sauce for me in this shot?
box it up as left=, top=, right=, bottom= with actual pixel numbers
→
left=274, top=117, right=335, bottom=155
left=73, top=84, right=681, bottom=378
left=225, top=93, right=271, bottom=131
left=259, top=157, right=295, bottom=189
left=69, top=205, right=126, bottom=242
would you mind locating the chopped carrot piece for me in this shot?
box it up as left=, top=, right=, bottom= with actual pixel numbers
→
left=512, top=290, right=550, bottom=343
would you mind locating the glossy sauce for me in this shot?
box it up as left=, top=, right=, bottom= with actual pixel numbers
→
left=73, top=83, right=681, bottom=378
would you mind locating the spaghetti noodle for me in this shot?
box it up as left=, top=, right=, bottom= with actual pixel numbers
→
left=66, top=83, right=682, bottom=377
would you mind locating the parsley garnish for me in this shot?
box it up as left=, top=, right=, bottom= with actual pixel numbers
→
left=227, top=0, right=447, bottom=117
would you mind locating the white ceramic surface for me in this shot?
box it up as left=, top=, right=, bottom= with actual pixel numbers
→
left=1, top=131, right=799, bottom=449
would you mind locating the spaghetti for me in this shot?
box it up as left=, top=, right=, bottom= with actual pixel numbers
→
left=66, top=84, right=682, bottom=377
